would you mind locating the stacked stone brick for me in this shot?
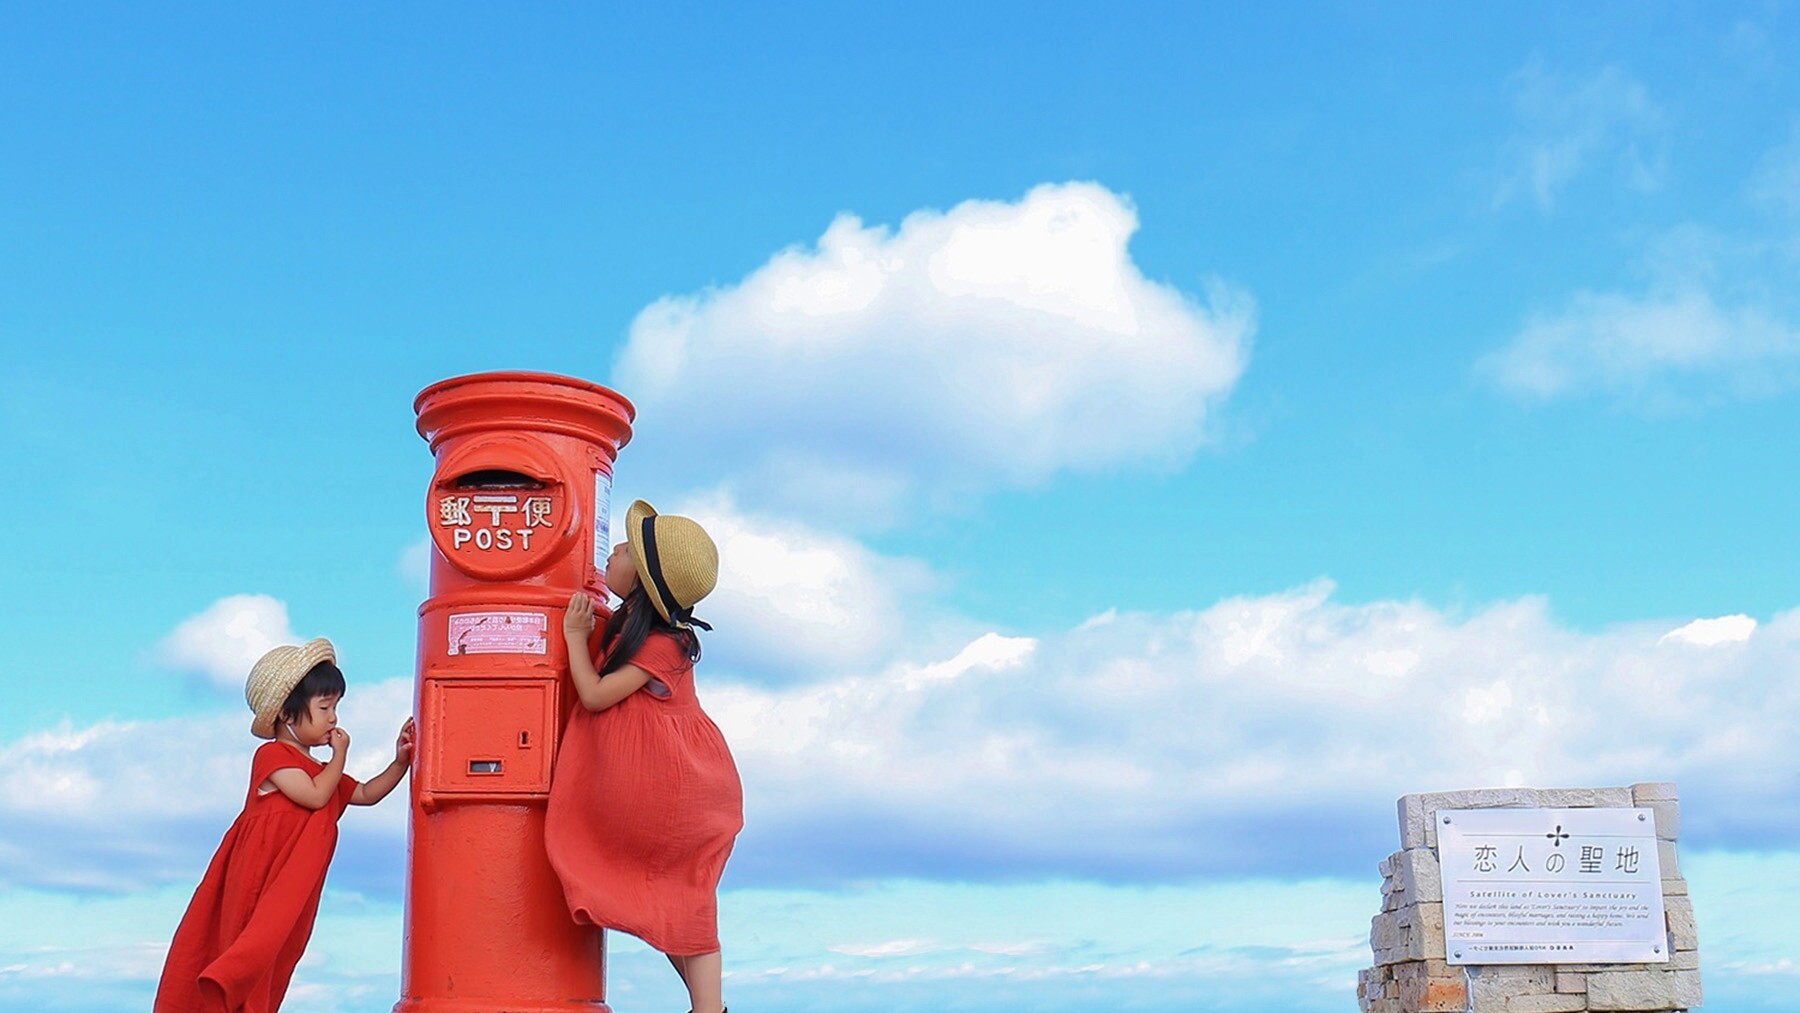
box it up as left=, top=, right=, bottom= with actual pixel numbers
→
left=1357, top=783, right=1701, bottom=1013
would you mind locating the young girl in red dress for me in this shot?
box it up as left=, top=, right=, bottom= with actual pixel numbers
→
left=155, top=638, right=414, bottom=1013
left=546, top=500, right=744, bottom=1013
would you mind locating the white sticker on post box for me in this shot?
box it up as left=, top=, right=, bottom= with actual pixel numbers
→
left=593, top=470, right=612, bottom=570
left=448, top=612, right=549, bottom=656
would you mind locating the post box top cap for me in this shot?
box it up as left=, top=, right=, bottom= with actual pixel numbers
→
left=626, top=500, right=718, bottom=629
left=414, top=369, right=629, bottom=403
left=246, top=638, right=337, bottom=740
left=413, top=371, right=636, bottom=452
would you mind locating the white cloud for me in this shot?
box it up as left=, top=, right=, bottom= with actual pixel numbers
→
left=1661, top=614, right=1757, bottom=647
left=1479, top=281, right=1800, bottom=403
left=12, top=583, right=1799, bottom=892
left=611, top=182, right=1253, bottom=525
left=1483, top=118, right=1800, bottom=405
left=589, top=484, right=955, bottom=684
left=0, top=677, right=413, bottom=893
left=1495, top=62, right=1667, bottom=210
left=672, top=491, right=948, bottom=683
left=704, top=584, right=1800, bottom=883
left=154, top=594, right=299, bottom=692
left=829, top=939, right=938, bottom=958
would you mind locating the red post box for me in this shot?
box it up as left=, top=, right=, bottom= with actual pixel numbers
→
left=396, top=371, right=634, bottom=1013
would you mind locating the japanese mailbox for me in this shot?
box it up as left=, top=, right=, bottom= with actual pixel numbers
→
left=397, top=371, right=634, bottom=1013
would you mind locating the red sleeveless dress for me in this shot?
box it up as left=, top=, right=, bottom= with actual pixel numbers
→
left=154, top=742, right=359, bottom=1012
left=546, top=631, right=744, bottom=955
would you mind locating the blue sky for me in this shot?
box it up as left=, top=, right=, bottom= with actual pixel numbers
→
left=3, top=4, right=1799, bottom=1011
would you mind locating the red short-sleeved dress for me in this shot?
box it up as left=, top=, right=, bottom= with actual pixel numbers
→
left=154, top=742, right=359, bottom=1013
left=546, top=630, right=745, bottom=955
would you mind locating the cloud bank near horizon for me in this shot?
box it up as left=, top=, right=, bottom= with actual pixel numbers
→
left=8, top=581, right=1795, bottom=896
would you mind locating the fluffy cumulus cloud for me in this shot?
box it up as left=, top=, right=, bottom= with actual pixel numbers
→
left=1661, top=614, right=1757, bottom=647
left=713, top=586, right=1800, bottom=884
left=0, top=675, right=413, bottom=894
left=17, top=584, right=1795, bottom=895
left=541, top=479, right=952, bottom=684
left=154, top=594, right=299, bottom=692
left=1495, top=61, right=1667, bottom=209
left=670, top=491, right=951, bottom=683
left=611, top=182, right=1253, bottom=524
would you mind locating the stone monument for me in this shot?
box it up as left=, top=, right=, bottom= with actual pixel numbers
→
left=1358, top=783, right=1701, bottom=1012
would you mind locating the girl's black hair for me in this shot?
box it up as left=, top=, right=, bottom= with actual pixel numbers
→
left=278, top=661, right=347, bottom=724
left=599, top=585, right=701, bottom=676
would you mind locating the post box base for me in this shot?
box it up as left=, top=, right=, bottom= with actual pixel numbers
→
left=394, top=999, right=612, bottom=1013
left=400, top=802, right=607, bottom=1008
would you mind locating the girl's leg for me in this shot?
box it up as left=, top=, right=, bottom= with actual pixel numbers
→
left=666, top=952, right=690, bottom=986
left=678, top=950, right=723, bottom=1013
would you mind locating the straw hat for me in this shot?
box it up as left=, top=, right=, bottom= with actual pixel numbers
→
left=245, top=638, right=336, bottom=739
left=624, top=500, right=718, bottom=629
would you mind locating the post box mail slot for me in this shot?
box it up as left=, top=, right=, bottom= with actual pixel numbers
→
left=427, top=434, right=578, bottom=582
left=423, top=679, right=555, bottom=795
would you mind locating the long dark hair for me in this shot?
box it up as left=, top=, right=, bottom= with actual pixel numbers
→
left=599, top=585, right=702, bottom=676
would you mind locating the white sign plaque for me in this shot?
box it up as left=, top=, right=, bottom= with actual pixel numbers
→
left=1440, top=807, right=1666, bottom=965
left=593, top=470, right=612, bottom=571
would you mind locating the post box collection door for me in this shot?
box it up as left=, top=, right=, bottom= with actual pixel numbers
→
left=423, top=680, right=554, bottom=794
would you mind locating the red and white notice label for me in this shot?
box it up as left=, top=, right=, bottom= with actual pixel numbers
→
left=447, top=612, right=549, bottom=655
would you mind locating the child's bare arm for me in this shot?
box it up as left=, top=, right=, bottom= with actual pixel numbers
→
left=351, top=718, right=414, bottom=806
left=563, top=593, right=655, bottom=712
left=266, top=730, right=350, bottom=810
left=572, top=660, right=655, bottom=712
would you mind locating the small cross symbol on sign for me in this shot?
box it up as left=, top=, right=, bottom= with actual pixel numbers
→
left=1546, top=825, right=1571, bottom=848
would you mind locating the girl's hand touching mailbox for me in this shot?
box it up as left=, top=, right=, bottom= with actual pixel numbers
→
left=563, top=592, right=597, bottom=641
left=395, top=717, right=416, bottom=766
left=348, top=719, right=414, bottom=807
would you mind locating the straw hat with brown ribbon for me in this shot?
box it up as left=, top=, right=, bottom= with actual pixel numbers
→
left=244, top=638, right=337, bottom=739
left=624, top=500, right=718, bottom=630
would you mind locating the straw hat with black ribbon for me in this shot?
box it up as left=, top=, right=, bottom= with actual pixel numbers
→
left=624, top=500, right=718, bottom=631
left=244, top=638, right=337, bottom=739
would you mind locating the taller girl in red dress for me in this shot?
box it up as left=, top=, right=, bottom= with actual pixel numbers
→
left=547, top=500, right=744, bottom=1013
left=155, top=638, right=414, bottom=1012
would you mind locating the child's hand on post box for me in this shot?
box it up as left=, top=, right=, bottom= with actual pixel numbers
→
left=563, top=592, right=597, bottom=641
